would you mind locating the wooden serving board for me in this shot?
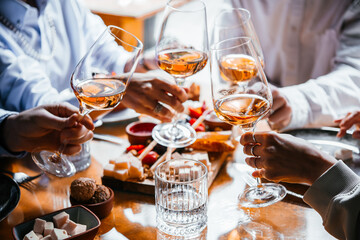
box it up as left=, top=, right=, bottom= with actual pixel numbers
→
left=101, top=151, right=232, bottom=195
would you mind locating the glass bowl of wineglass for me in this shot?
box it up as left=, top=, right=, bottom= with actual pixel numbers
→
left=210, top=37, right=286, bottom=208
left=211, top=8, right=264, bottom=68
left=151, top=0, right=209, bottom=148
left=31, top=26, right=143, bottom=177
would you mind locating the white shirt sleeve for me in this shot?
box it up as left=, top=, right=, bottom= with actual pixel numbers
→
left=281, top=4, right=360, bottom=130
left=304, top=161, right=360, bottom=240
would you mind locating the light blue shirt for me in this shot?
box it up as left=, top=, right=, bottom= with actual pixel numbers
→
left=0, top=0, right=127, bottom=111
left=0, top=109, right=26, bottom=157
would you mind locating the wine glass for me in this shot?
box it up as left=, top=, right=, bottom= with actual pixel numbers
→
left=31, top=26, right=143, bottom=177
left=210, top=37, right=286, bottom=208
left=151, top=0, right=209, bottom=148
left=212, top=8, right=264, bottom=68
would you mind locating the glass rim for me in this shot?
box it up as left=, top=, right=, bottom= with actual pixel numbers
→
left=214, top=8, right=251, bottom=28
left=211, top=36, right=252, bottom=51
left=155, top=158, right=208, bottom=184
left=107, top=25, right=143, bottom=50
left=166, top=0, right=206, bottom=13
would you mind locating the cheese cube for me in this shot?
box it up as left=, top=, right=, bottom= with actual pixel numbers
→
left=171, top=152, right=182, bottom=159
left=33, top=218, right=46, bottom=234
left=24, top=231, right=39, bottom=240
left=50, top=228, right=69, bottom=240
left=128, top=158, right=143, bottom=179
left=43, top=221, right=54, bottom=236
left=190, top=166, right=201, bottom=179
left=69, top=223, right=87, bottom=236
left=183, top=152, right=211, bottom=172
left=103, top=163, right=115, bottom=177
left=179, top=168, right=191, bottom=181
left=62, top=219, right=77, bottom=235
left=114, top=154, right=131, bottom=170
left=52, top=212, right=69, bottom=228
left=114, top=169, right=129, bottom=181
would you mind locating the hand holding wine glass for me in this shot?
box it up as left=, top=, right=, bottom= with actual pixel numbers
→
left=152, top=0, right=209, bottom=148
left=32, top=26, right=143, bottom=177
left=210, top=37, right=286, bottom=208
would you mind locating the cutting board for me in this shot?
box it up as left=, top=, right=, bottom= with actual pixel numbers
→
left=101, top=151, right=232, bottom=195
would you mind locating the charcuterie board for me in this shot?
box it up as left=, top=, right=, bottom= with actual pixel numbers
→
left=101, top=151, right=232, bottom=195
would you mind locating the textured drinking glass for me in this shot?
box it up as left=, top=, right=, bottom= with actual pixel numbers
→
left=155, top=158, right=208, bottom=236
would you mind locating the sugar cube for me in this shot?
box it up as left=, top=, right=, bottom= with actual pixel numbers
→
left=43, top=221, right=54, bottom=236
left=62, top=219, right=77, bottom=235
left=33, top=218, right=46, bottom=234
left=23, top=231, right=39, bottom=240
left=53, top=212, right=69, bottom=228
left=69, top=223, right=87, bottom=236
left=50, top=228, right=69, bottom=240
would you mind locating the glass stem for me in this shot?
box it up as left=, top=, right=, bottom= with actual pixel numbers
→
left=242, top=125, right=262, bottom=188
left=171, top=78, right=186, bottom=132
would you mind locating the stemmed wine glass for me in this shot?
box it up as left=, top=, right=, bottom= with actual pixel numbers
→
left=210, top=37, right=286, bottom=208
left=151, top=0, right=209, bottom=148
left=31, top=26, right=143, bottom=177
left=212, top=8, right=264, bottom=68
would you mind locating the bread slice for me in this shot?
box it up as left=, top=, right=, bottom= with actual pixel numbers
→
left=189, top=131, right=235, bottom=152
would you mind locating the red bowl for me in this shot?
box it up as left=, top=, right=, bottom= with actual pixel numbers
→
left=125, top=121, right=157, bottom=145
left=13, top=205, right=100, bottom=240
left=70, top=187, right=114, bottom=220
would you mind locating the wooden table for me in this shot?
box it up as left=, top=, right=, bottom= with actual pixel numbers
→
left=0, top=120, right=336, bottom=240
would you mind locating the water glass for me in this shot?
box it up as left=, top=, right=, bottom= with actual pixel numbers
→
left=155, top=158, right=208, bottom=237
left=67, top=142, right=91, bottom=172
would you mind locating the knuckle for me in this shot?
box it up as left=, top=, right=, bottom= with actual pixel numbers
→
left=264, top=146, right=276, bottom=154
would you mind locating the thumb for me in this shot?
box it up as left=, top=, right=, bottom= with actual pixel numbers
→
left=38, top=112, right=78, bottom=131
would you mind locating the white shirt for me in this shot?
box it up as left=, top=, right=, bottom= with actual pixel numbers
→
left=0, top=0, right=127, bottom=111
left=304, top=161, right=360, bottom=239
left=225, top=0, right=360, bottom=129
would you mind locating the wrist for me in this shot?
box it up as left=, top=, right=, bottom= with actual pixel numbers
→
left=307, top=154, right=337, bottom=185
left=0, top=114, right=22, bottom=153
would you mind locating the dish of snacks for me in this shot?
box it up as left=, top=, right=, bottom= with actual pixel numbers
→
left=69, top=178, right=114, bottom=219
left=13, top=205, right=100, bottom=240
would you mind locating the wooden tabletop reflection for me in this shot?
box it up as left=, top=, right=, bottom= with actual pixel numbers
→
left=0, top=121, right=335, bottom=240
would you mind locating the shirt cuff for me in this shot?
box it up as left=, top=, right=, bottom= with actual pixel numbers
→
left=279, top=86, right=310, bottom=130
left=303, top=161, right=360, bottom=218
left=0, top=111, right=27, bottom=158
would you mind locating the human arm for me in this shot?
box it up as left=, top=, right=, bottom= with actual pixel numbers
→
left=277, top=4, right=360, bottom=130
left=0, top=103, right=94, bottom=155
left=240, top=131, right=360, bottom=239
left=122, top=72, right=188, bottom=122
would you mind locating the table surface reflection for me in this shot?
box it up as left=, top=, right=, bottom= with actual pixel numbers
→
left=0, top=121, right=335, bottom=240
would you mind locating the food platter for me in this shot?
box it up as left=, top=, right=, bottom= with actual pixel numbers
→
left=283, top=127, right=360, bottom=175
left=102, top=151, right=231, bottom=195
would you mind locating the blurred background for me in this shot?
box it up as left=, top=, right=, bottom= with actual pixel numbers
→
left=83, top=0, right=222, bottom=50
